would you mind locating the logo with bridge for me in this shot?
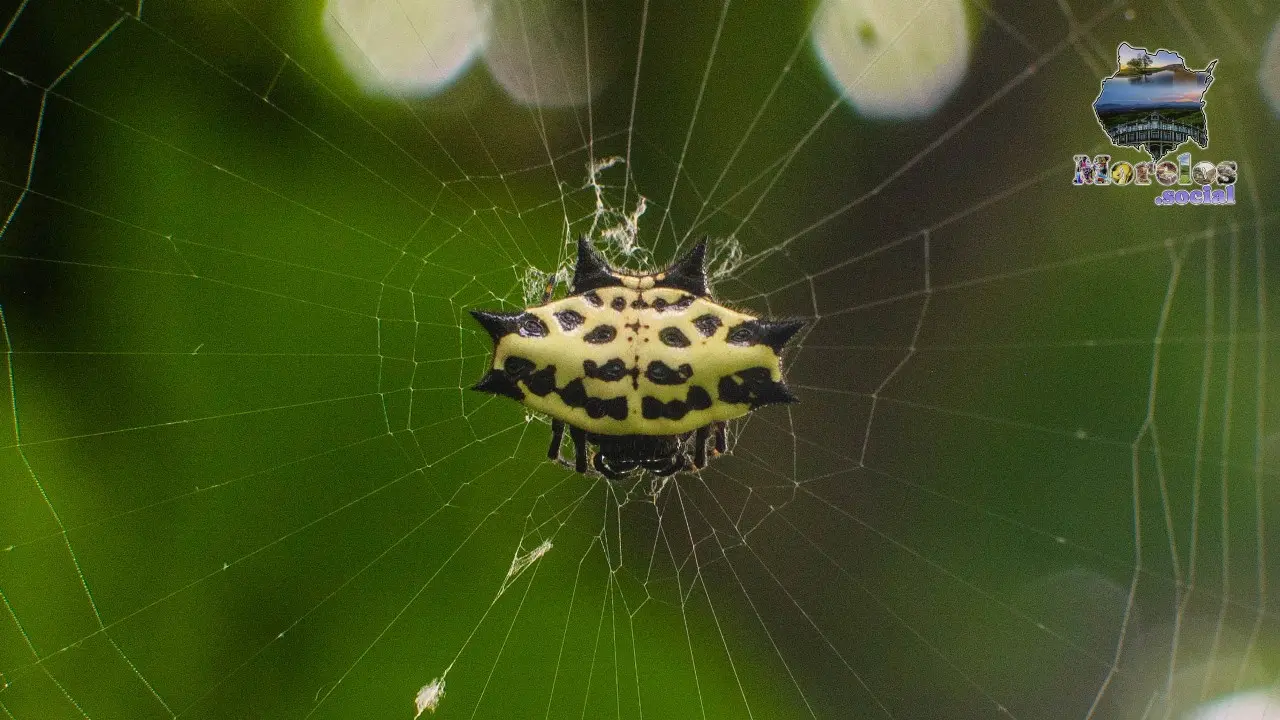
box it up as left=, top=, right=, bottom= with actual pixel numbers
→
left=1073, top=43, right=1235, bottom=207
left=1092, top=42, right=1215, bottom=160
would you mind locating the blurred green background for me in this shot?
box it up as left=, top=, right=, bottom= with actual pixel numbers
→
left=0, top=0, right=1276, bottom=718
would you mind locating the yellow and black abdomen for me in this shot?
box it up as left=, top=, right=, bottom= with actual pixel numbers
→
left=477, top=287, right=798, bottom=436
left=470, top=237, right=804, bottom=475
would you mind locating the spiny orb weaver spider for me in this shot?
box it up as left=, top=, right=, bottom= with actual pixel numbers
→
left=470, top=237, right=804, bottom=478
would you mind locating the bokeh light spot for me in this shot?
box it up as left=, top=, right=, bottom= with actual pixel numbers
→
left=1187, top=691, right=1280, bottom=719
left=812, top=0, right=971, bottom=120
left=1261, top=20, right=1280, bottom=118
left=484, top=0, right=616, bottom=108
left=324, top=0, right=487, bottom=96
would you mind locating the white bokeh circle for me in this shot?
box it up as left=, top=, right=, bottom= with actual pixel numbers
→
left=324, top=0, right=487, bottom=96
left=484, top=0, right=613, bottom=108
left=1261, top=19, right=1280, bottom=118
left=812, top=0, right=971, bottom=120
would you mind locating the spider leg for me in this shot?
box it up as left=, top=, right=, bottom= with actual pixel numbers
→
left=547, top=420, right=565, bottom=460
left=714, top=422, right=727, bottom=454
left=593, top=452, right=624, bottom=479
left=650, top=454, right=685, bottom=477
left=610, top=457, right=639, bottom=473
left=570, top=426, right=588, bottom=473
left=693, top=426, right=709, bottom=468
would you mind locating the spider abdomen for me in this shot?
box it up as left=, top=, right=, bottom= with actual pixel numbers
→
left=471, top=237, right=804, bottom=476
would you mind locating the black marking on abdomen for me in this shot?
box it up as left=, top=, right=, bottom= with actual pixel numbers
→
left=524, top=365, right=558, bottom=396
left=585, top=396, right=628, bottom=420
left=725, top=321, right=759, bottom=346
left=642, top=396, right=674, bottom=420
left=717, top=367, right=797, bottom=408
left=558, top=378, right=627, bottom=420
left=583, top=325, right=617, bottom=344
left=559, top=378, right=589, bottom=407
left=693, top=314, right=722, bottom=337
left=652, top=295, right=694, bottom=312
left=686, top=385, right=712, bottom=410
left=607, top=397, right=627, bottom=419
left=504, top=356, right=536, bottom=378
left=640, top=385, right=710, bottom=421
left=518, top=314, right=549, bottom=337
left=645, top=360, right=693, bottom=385
left=659, top=327, right=691, bottom=348
left=481, top=358, right=633, bottom=423
left=584, top=358, right=628, bottom=382
left=555, top=310, right=584, bottom=331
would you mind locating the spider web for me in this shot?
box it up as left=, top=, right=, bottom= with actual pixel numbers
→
left=0, top=0, right=1276, bottom=718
